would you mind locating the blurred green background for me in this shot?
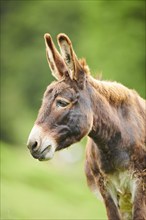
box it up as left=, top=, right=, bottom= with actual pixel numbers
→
left=1, top=1, right=145, bottom=220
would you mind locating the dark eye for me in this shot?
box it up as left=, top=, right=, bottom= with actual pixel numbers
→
left=56, top=99, right=70, bottom=108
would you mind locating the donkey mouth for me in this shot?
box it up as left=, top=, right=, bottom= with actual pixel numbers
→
left=31, top=145, right=55, bottom=161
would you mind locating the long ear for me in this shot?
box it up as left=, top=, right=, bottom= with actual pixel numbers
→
left=44, top=33, right=68, bottom=80
left=57, top=34, right=85, bottom=84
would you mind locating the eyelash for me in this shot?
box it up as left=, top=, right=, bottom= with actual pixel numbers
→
left=56, top=99, right=70, bottom=108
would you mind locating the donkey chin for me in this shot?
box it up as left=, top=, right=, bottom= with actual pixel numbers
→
left=27, top=125, right=57, bottom=161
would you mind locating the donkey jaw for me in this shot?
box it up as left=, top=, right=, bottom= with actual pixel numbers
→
left=27, top=125, right=57, bottom=161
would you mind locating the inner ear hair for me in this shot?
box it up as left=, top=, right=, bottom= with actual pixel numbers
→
left=44, top=33, right=68, bottom=80
left=57, top=33, right=75, bottom=78
left=57, top=33, right=86, bottom=89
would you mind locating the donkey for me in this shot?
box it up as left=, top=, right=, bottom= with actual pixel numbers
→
left=27, top=33, right=146, bottom=220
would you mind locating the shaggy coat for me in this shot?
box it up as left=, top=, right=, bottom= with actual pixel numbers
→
left=27, top=33, right=146, bottom=220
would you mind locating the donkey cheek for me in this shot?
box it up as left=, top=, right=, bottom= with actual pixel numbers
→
left=81, top=115, right=93, bottom=135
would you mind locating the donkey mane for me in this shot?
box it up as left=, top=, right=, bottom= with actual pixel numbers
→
left=89, top=76, right=137, bottom=105
left=79, top=58, right=137, bottom=105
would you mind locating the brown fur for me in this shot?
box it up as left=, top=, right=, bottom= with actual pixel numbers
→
left=27, top=33, right=146, bottom=220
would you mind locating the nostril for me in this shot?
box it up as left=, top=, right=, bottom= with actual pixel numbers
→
left=31, top=141, right=38, bottom=151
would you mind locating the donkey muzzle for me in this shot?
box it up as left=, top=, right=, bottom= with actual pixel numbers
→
left=27, top=125, right=56, bottom=161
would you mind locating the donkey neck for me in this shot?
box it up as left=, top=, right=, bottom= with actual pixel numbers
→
left=88, top=76, right=125, bottom=143
left=87, top=77, right=131, bottom=172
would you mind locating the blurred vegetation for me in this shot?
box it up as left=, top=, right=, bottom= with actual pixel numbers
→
left=0, top=1, right=145, bottom=220
left=1, top=142, right=107, bottom=220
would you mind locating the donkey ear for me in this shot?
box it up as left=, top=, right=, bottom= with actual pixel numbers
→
left=57, top=34, right=85, bottom=86
left=44, top=33, right=68, bottom=80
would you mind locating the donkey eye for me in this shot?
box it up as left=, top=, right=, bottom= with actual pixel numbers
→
left=56, top=99, right=70, bottom=108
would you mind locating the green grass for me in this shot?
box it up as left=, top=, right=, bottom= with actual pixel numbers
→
left=0, top=142, right=107, bottom=220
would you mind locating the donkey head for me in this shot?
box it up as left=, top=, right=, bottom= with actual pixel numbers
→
left=27, top=34, right=93, bottom=161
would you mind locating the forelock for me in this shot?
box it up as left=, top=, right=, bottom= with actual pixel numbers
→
left=79, top=58, right=90, bottom=75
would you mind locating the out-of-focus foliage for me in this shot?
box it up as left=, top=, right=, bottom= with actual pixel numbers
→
left=1, top=0, right=145, bottom=144
left=1, top=142, right=107, bottom=219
